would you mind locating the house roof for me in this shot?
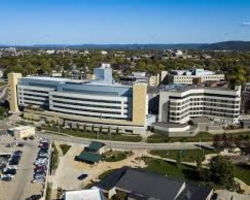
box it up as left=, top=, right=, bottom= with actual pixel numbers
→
left=88, top=141, right=106, bottom=152
left=76, top=151, right=102, bottom=163
left=97, top=167, right=184, bottom=199
left=115, top=169, right=184, bottom=200
left=97, top=167, right=213, bottom=200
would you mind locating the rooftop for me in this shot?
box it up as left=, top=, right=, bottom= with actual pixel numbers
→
left=97, top=167, right=213, bottom=200
left=160, top=82, right=239, bottom=93
left=8, top=126, right=34, bottom=131
left=87, top=141, right=106, bottom=152
left=75, top=151, right=102, bottom=164
left=65, top=188, right=104, bottom=200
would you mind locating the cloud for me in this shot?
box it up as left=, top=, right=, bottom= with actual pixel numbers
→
left=241, top=21, right=250, bottom=26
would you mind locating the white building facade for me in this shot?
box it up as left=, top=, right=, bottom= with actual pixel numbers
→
left=159, top=86, right=241, bottom=125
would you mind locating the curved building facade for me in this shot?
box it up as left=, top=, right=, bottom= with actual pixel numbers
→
left=10, top=65, right=149, bottom=134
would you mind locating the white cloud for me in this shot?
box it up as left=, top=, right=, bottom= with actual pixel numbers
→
left=241, top=21, right=250, bottom=26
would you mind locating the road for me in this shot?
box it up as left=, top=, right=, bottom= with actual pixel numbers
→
left=38, top=132, right=213, bottom=150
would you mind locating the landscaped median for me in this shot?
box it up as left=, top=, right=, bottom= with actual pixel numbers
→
left=40, top=125, right=142, bottom=142
left=150, top=148, right=219, bottom=162
left=147, top=131, right=250, bottom=143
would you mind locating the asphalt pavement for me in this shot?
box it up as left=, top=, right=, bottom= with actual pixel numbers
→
left=38, top=132, right=213, bottom=150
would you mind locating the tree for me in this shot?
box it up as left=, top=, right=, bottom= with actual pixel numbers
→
left=76, top=123, right=79, bottom=131
left=0, top=107, right=7, bottom=119
left=91, top=125, right=95, bottom=133
left=176, top=151, right=182, bottom=168
left=213, top=134, right=222, bottom=148
left=83, top=124, right=87, bottom=132
left=115, top=127, right=119, bottom=135
left=209, top=155, right=235, bottom=188
left=196, top=155, right=203, bottom=171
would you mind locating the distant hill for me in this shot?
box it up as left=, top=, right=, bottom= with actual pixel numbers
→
left=31, top=43, right=203, bottom=50
left=199, top=41, right=250, bottom=51
left=1, top=41, right=250, bottom=51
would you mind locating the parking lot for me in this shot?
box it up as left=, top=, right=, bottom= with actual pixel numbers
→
left=0, top=136, right=51, bottom=200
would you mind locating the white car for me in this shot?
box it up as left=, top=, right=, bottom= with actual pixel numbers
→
left=35, top=161, right=47, bottom=165
left=2, top=174, right=14, bottom=179
left=7, top=165, right=18, bottom=170
left=32, top=177, right=45, bottom=183
left=36, top=158, right=48, bottom=162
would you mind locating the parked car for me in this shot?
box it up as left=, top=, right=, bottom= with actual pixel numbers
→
left=1, top=176, right=12, bottom=181
left=77, top=173, right=88, bottom=180
left=4, top=169, right=16, bottom=175
left=17, top=143, right=24, bottom=147
left=23, top=137, right=28, bottom=140
left=29, top=136, right=35, bottom=140
left=7, top=165, right=19, bottom=170
left=32, top=177, right=44, bottom=183
left=26, top=194, right=42, bottom=200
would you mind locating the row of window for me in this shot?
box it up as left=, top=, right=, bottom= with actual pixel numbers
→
left=52, top=105, right=123, bottom=115
left=18, top=89, right=49, bottom=94
left=170, top=98, right=239, bottom=106
left=53, top=110, right=130, bottom=120
left=52, top=100, right=124, bottom=110
left=52, top=95, right=125, bottom=104
left=170, top=112, right=239, bottom=121
left=169, top=93, right=239, bottom=100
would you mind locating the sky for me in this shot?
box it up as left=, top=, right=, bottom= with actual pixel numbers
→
left=0, top=0, right=250, bottom=45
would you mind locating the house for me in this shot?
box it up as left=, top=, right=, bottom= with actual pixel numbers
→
left=96, top=167, right=213, bottom=200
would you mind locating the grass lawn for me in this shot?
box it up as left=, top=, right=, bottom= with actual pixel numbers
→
left=51, top=142, right=59, bottom=170
left=147, top=131, right=213, bottom=143
left=99, top=169, right=117, bottom=179
left=150, top=149, right=219, bottom=162
left=42, top=125, right=142, bottom=142
left=234, top=164, right=250, bottom=185
left=59, top=144, right=71, bottom=155
left=103, top=150, right=131, bottom=162
left=147, top=131, right=250, bottom=143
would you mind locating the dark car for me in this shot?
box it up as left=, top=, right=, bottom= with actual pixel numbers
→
left=4, top=169, right=16, bottom=175
left=23, top=137, right=28, bottom=140
left=17, top=143, right=24, bottom=147
left=77, top=174, right=88, bottom=180
left=35, top=165, right=47, bottom=170
left=29, top=136, right=35, bottom=140
left=14, top=150, right=23, bottom=154
left=1, top=176, right=12, bottom=181
left=26, top=194, right=42, bottom=200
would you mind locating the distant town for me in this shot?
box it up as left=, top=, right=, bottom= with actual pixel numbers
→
left=0, top=45, right=250, bottom=200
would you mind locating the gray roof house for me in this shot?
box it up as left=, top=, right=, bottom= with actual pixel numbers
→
left=97, top=167, right=213, bottom=200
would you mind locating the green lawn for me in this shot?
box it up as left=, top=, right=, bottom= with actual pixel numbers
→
left=51, top=143, right=59, bottom=170
left=150, top=149, right=219, bottom=162
left=147, top=132, right=213, bottom=143
left=234, top=164, right=250, bottom=185
left=147, top=131, right=250, bottom=143
left=42, top=125, right=142, bottom=142
left=99, top=169, right=117, bottom=179
left=59, top=144, right=71, bottom=155
left=103, top=151, right=130, bottom=162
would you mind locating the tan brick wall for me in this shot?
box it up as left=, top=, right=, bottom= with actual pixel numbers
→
left=132, top=84, right=147, bottom=126
left=8, top=73, right=22, bottom=113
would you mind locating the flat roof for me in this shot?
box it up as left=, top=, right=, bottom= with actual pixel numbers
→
left=65, top=188, right=104, bottom=200
left=8, top=126, right=34, bottom=131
